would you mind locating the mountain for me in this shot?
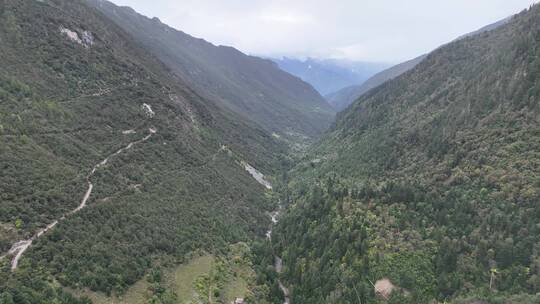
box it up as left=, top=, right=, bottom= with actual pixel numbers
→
left=272, top=57, right=389, bottom=96
left=272, top=5, right=540, bottom=304
left=86, top=0, right=335, bottom=140
left=0, top=0, right=288, bottom=302
left=326, top=55, right=427, bottom=111
left=455, top=17, right=511, bottom=40
left=327, top=18, right=512, bottom=112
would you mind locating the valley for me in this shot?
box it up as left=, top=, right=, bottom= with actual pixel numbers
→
left=0, top=1, right=539, bottom=304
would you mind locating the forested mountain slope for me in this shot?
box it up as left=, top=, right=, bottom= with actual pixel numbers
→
left=0, top=0, right=286, bottom=302
left=273, top=5, right=540, bottom=304
left=86, top=0, right=335, bottom=139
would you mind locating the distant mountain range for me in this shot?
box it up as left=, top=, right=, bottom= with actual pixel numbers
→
left=271, top=57, right=389, bottom=96
left=326, top=55, right=427, bottom=111
left=87, top=0, right=335, bottom=139
left=326, top=17, right=512, bottom=111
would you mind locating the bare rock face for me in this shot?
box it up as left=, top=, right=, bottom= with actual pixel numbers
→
left=81, top=30, right=95, bottom=45
left=59, top=26, right=94, bottom=47
left=142, top=103, right=155, bottom=118
left=374, top=278, right=396, bottom=299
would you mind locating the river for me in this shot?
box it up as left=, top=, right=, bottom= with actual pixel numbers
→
left=265, top=204, right=290, bottom=304
left=243, top=164, right=290, bottom=304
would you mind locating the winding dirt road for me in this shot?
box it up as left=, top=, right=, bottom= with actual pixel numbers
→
left=5, top=128, right=157, bottom=271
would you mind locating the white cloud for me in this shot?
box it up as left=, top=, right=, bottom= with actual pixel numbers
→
left=110, top=0, right=538, bottom=63
left=260, top=11, right=313, bottom=24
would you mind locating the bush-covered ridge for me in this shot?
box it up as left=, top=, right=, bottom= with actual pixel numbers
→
left=273, top=4, right=540, bottom=303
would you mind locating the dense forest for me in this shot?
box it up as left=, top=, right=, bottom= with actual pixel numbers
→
left=270, top=3, right=540, bottom=304
left=0, top=0, right=287, bottom=302
left=1, top=0, right=540, bottom=304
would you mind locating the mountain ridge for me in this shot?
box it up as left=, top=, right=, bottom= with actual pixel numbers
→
left=326, top=54, right=427, bottom=111
left=272, top=57, right=389, bottom=96
left=326, top=17, right=513, bottom=112
left=86, top=0, right=335, bottom=139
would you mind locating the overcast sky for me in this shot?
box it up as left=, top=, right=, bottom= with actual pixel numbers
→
left=110, top=0, right=537, bottom=63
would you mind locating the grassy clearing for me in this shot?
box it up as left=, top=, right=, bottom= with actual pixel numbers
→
left=67, top=255, right=214, bottom=304
left=222, top=244, right=254, bottom=303
left=69, top=245, right=255, bottom=304
left=169, top=254, right=215, bottom=303
left=223, top=276, right=248, bottom=303
left=67, top=278, right=150, bottom=304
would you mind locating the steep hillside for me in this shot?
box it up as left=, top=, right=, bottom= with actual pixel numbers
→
left=326, top=55, right=426, bottom=111
left=86, top=0, right=335, bottom=139
left=272, top=57, right=388, bottom=96
left=0, top=0, right=287, bottom=302
left=273, top=5, right=540, bottom=304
